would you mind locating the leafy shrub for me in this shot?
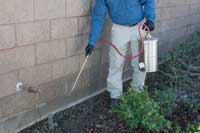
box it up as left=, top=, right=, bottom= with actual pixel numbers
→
left=112, top=83, right=172, bottom=132
left=185, top=117, right=200, bottom=133
left=175, top=123, right=182, bottom=133
left=154, top=88, right=177, bottom=118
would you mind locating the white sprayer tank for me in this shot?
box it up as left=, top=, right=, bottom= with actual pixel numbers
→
left=140, top=33, right=159, bottom=73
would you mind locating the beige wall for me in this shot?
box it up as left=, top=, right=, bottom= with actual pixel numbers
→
left=155, top=0, right=200, bottom=54
left=0, top=0, right=200, bottom=132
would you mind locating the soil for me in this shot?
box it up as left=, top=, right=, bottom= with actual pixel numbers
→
left=19, top=80, right=147, bottom=133
left=19, top=78, right=200, bottom=133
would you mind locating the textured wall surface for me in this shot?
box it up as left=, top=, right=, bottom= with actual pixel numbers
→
left=0, top=0, right=200, bottom=132
left=155, top=0, right=200, bottom=54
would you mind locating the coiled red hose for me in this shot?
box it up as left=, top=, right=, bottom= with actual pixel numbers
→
left=99, top=24, right=149, bottom=61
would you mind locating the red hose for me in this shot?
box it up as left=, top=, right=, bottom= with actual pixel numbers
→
left=99, top=24, right=149, bottom=61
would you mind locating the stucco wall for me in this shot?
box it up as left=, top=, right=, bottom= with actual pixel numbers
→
left=0, top=0, right=200, bottom=132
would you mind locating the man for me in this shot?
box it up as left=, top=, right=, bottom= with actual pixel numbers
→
left=85, top=0, right=155, bottom=105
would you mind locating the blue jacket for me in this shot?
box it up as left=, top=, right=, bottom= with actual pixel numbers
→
left=88, top=0, right=156, bottom=46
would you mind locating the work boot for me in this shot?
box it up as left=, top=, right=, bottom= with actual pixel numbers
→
left=111, top=98, right=120, bottom=107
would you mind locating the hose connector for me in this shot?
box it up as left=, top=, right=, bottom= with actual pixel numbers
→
left=145, top=32, right=152, bottom=39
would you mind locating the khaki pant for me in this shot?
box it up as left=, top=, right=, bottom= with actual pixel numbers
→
left=107, top=23, right=146, bottom=99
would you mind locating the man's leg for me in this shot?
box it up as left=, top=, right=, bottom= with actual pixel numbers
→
left=107, top=24, right=130, bottom=99
left=130, top=27, right=146, bottom=90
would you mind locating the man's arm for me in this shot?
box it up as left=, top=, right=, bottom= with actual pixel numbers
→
left=88, top=0, right=107, bottom=46
left=142, top=0, right=156, bottom=32
left=144, top=0, right=156, bottom=23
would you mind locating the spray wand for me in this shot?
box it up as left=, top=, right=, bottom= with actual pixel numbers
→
left=68, top=55, right=89, bottom=96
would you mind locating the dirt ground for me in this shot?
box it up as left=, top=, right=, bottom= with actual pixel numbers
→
left=19, top=80, right=148, bottom=133
left=19, top=77, right=200, bottom=133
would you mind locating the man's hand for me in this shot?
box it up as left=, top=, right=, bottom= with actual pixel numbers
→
left=143, top=20, right=155, bottom=32
left=85, top=44, right=94, bottom=56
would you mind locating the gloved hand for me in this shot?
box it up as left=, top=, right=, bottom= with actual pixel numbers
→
left=143, top=20, right=155, bottom=32
left=85, top=44, right=94, bottom=56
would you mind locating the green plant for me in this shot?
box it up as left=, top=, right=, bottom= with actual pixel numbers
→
left=186, top=123, right=197, bottom=133
left=154, top=88, right=177, bottom=118
left=186, top=117, right=200, bottom=133
left=174, top=123, right=181, bottom=133
left=112, top=83, right=172, bottom=132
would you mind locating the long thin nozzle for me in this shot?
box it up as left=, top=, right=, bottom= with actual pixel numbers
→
left=68, top=55, right=89, bottom=96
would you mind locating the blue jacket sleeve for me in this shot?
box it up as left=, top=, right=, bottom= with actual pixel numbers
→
left=144, top=0, right=156, bottom=23
left=88, top=0, right=107, bottom=46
